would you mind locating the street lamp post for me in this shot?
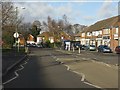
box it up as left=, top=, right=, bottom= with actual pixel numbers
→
left=20, top=7, right=28, bottom=53
left=14, top=7, right=26, bottom=52
left=15, top=7, right=19, bottom=52
left=118, top=26, right=120, bottom=46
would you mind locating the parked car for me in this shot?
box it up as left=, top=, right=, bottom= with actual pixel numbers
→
left=85, top=45, right=96, bottom=51
left=27, top=43, right=36, bottom=47
left=81, top=45, right=88, bottom=50
left=74, top=43, right=82, bottom=50
left=115, top=46, right=120, bottom=54
left=36, top=44, right=43, bottom=48
left=97, top=45, right=112, bottom=53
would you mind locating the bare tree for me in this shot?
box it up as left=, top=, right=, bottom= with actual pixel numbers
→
left=33, top=20, right=41, bottom=29
left=2, top=1, right=23, bottom=30
left=2, top=2, right=15, bottom=27
left=42, top=21, right=47, bottom=27
left=1, top=1, right=23, bottom=48
left=47, top=16, right=70, bottom=42
left=47, top=16, right=53, bottom=33
left=62, top=14, right=71, bottom=34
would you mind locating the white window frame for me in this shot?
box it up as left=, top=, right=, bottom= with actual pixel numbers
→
left=116, top=28, right=118, bottom=34
left=87, top=32, right=91, bottom=36
left=82, top=33, right=85, bottom=37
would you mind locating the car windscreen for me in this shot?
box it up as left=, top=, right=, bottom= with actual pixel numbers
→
left=118, top=46, right=120, bottom=48
left=103, top=46, right=110, bottom=49
left=90, top=45, right=95, bottom=47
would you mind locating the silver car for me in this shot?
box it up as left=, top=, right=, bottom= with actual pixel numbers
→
left=86, top=45, right=96, bottom=51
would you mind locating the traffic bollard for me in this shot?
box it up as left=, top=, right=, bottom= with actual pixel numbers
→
left=78, top=47, right=80, bottom=53
left=73, top=47, right=75, bottom=52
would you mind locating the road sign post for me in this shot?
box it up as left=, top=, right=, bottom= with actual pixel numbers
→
left=13, top=32, right=19, bottom=52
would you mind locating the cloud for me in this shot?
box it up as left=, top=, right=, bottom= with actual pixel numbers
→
left=97, top=0, right=117, bottom=18
left=14, top=2, right=78, bottom=24
left=13, top=1, right=117, bottom=26
left=14, top=2, right=54, bottom=22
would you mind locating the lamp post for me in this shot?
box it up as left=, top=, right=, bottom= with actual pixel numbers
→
left=52, top=27, right=55, bottom=48
left=118, top=26, right=120, bottom=46
left=20, top=7, right=27, bottom=53
left=15, top=7, right=19, bottom=52
left=14, top=7, right=26, bottom=52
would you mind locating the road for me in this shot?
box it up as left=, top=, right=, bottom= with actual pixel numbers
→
left=3, top=48, right=96, bottom=88
left=57, top=49, right=119, bottom=66
left=82, top=50, right=119, bottom=66
left=53, top=49, right=119, bottom=88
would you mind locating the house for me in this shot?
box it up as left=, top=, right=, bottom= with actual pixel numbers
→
left=37, top=31, right=71, bottom=44
left=18, top=34, right=25, bottom=45
left=27, top=34, right=35, bottom=44
left=37, top=32, right=53, bottom=44
left=82, top=15, right=120, bottom=51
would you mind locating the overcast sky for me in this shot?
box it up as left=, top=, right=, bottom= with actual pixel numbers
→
left=11, top=0, right=119, bottom=26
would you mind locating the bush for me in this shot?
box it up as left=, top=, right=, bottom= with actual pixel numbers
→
left=55, top=42, right=62, bottom=48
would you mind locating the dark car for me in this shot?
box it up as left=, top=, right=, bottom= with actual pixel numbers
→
left=27, top=43, right=36, bottom=47
left=97, top=45, right=112, bottom=53
left=81, top=45, right=88, bottom=50
left=74, top=43, right=82, bottom=50
left=36, top=44, right=43, bottom=48
left=115, top=46, right=120, bottom=54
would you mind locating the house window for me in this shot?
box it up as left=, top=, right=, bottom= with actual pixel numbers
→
left=92, top=31, right=96, bottom=36
left=87, top=32, right=91, bottom=36
left=103, top=29, right=110, bottom=34
left=116, top=28, right=118, bottom=34
left=82, top=33, right=85, bottom=37
left=103, top=36, right=110, bottom=39
left=99, top=31, right=102, bottom=34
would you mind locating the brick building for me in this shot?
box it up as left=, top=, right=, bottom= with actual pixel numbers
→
left=74, top=15, right=120, bottom=51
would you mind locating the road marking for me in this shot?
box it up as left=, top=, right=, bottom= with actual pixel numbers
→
left=64, top=65, right=70, bottom=70
left=0, top=85, right=3, bottom=90
left=51, top=54, right=103, bottom=89
left=56, top=58, right=59, bottom=61
left=82, top=58, right=91, bottom=60
left=3, top=58, right=29, bottom=85
left=64, top=65, right=103, bottom=89
left=84, top=81, right=103, bottom=89
left=70, top=70, right=103, bottom=89
left=72, top=71, right=85, bottom=81
left=51, top=54, right=57, bottom=59
left=55, top=49, right=108, bottom=89
left=91, top=60, right=118, bottom=70
left=3, top=75, right=17, bottom=85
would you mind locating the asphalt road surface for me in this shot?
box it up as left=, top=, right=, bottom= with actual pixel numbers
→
left=82, top=50, right=119, bottom=66
left=3, top=48, right=98, bottom=88
left=53, top=49, right=119, bottom=89
left=58, top=49, right=119, bottom=66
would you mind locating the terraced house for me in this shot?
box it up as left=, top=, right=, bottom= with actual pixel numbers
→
left=75, top=15, right=120, bottom=51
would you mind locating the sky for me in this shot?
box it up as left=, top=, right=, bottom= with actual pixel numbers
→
left=9, top=0, right=119, bottom=26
